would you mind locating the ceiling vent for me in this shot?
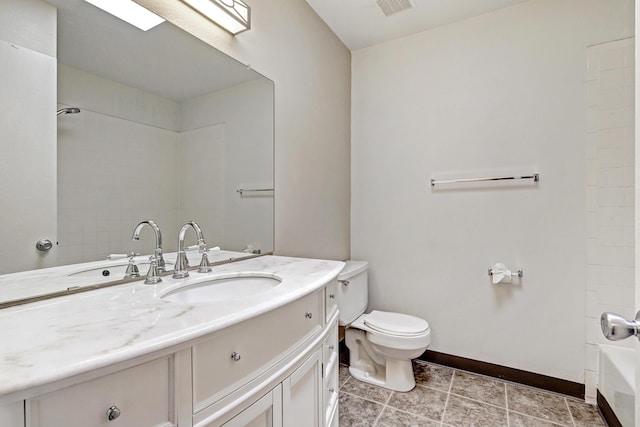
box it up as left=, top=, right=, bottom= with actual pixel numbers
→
left=376, top=0, right=414, bottom=17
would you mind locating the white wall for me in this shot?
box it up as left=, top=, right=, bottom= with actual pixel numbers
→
left=134, top=0, right=352, bottom=260
left=0, top=0, right=57, bottom=274
left=351, top=0, right=633, bottom=384
left=585, top=38, right=635, bottom=402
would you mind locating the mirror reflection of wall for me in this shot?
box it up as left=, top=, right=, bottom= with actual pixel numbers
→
left=56, top=65, right=274, bottom=265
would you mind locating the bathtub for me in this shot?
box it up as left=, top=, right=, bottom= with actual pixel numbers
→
left=599, top=345, right=635, bottom=427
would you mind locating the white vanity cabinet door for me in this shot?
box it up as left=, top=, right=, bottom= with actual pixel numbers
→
left=193, top=291, right=322, bottom=412
left=217, top=385, right=282, bottom=427
left=26, top=356, right=175, bottom=427
left=282, top=349, right=321, bottom=427
left=0, top=401, right=24, bottom=427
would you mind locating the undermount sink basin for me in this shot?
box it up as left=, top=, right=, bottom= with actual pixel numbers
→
left=161, top=274, right=282, bottom=303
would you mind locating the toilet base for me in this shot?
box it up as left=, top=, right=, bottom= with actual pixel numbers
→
left=346, top=328, right=418, bottom=392
left=348, top=358, right=416, bottom=392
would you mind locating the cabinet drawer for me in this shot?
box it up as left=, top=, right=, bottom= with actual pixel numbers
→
left=27, top=357, right=175, bottom=427
left=324, top=280, right=338, bottom=321
left=193, top=291, right=322, bottom=412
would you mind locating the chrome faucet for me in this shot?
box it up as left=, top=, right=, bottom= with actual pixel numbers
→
left=173, top=221, right=206, bottom=279
left=131, top=220, right=166, bottom=272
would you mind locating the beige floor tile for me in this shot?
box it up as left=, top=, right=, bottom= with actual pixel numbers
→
left=443, top=394, right=507, bottom=427
left=566, top=399, right=606, bottom=427
left=450, top=371, right=506, bottom=407
left=387, top=385, right=448, bottom=420
left=506, top=384, right=573, bottom=426
left=341, top=376, right=393, bottom=404
left=376, top=407, right=440, bottom=427
left=413, top=361, right=454, bottom=391
left=339, top=392, right=384, bottom=426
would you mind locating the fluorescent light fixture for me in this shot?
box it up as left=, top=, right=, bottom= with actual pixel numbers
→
left=83, top=0, right=165, bottom=31
left=181, top=0, right=251, bottom=35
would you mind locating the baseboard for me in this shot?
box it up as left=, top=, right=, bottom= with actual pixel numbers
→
left=418, top=350, right=585, bottom=399
left=597, top=390, right=623, bottom=427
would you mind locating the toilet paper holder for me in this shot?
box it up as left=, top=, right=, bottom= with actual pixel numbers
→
left=488, top=267, right=523, bottom=277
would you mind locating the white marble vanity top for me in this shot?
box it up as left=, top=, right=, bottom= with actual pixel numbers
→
left=0, top=249, right=254, bottom=303
left=0, top=255, right=344, bottom=401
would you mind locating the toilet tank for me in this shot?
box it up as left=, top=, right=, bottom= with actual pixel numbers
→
left=337, top=260, right=369, bottom=326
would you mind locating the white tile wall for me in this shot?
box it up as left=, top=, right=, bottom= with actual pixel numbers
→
left=584, top=37, right=635, bottom=404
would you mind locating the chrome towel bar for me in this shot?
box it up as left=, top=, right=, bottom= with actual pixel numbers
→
left=236, top=188, right=274, bottom=195
left=430, top=173, right=539, bottom=187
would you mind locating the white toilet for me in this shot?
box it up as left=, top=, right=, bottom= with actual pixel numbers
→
left=337, top=261, right=431, bottom=392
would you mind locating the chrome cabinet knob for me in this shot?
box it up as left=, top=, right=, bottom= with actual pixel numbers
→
left=36, top=239, right=53, bottom=252
left=328, top=345, right=335, bottom=351
left=339, top=280, right=349, bottom=286
left=106, top=405, right=121, bottom=421
left=601, top=311, right=640, bottom=341
left=305, top=312, right=313, bottom=319
left=329, top=294, right=335, bottom=299
left=231, top=352, right=241, bottom=362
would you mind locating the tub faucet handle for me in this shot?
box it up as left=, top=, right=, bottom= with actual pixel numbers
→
left=600, top=311, right=640, bottom=341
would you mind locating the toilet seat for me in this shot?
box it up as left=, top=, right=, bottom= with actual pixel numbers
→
left=350, top=310, right=431, bottom=351
left=363, top=310, right=429, bottom=337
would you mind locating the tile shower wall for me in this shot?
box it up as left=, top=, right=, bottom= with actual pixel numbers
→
left=584, top=38, right=635, bottom=403
left=57, top=66, right=182, bottom=264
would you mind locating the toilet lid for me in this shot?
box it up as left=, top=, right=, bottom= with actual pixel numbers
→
left=363, top=310, right=429, bottom=336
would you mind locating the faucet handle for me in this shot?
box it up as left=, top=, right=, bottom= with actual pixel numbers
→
left=154, top=248, right=166, bottom=272
left=124, top=257, right=140, bottom=279
left=172, top=251, right=190, bottom=279
left=144, top=256, right=163, bottom=284
left=198, top=252, right=212, bottom=273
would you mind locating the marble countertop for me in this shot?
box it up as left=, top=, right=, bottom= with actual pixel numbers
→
left=0, top=249, right=256, bottom=304
left=0, top=255, right=344, bottom=401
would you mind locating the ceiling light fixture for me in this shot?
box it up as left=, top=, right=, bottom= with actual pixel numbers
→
left=83, top=0, right=165, bottom=31
left=180, top=0, right=251, bottom=35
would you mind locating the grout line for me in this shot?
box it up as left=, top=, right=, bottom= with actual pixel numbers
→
left=505, top=382, right=510, bottom=427
left=371, top=391, right=393, bottom=426
left=447, top=391, right=509, bottom=410
left=440, top=369, right=455, bottom=424
left=564, top=397, right=577, bottom=427
left=339, top=390, right=389, bottom=407
left=508, top=409, right=573, bottom=427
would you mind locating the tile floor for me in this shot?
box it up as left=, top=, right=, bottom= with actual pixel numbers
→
left=338, top=360, right=607, bottom=427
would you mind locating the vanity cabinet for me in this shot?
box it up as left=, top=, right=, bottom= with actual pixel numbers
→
left=219, top=385, right=282, bottom=427
left=10, top=272, right=341, bottom=427
left=25, top=356, right=176, bottom=427
left=282, top=350, right=322, bottom=427
left=0, top=402, right=23, bottom=427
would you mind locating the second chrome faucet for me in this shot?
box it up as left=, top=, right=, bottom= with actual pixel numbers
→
left=173, top=221, right=207, bottom=279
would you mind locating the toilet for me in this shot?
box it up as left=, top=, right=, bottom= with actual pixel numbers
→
left=337, top=261, right=431, bottom=392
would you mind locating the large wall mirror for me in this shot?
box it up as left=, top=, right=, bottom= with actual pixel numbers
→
left=0, top=0, right=273, bottom=290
